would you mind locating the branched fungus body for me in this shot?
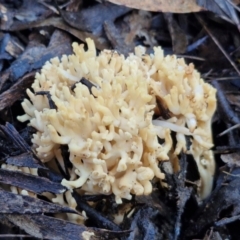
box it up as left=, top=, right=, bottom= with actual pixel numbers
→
left=18, top=38, right=217, bottom=203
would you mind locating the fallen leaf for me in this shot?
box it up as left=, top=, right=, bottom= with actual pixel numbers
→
left=0, top=72, right=36, bottom=111
left=14, top=0, right=51, bottom=23
left=6, top=152, right=47, bottom=169
left=0, top=188, right=77, bottom=214
left=4, top=214, right=129, bottom=240
left=25, top=17, right=111, bottom=51
left=164, top=13, right=188, bottom=53
left=221, top=152, right=240, bottom=167
left=4, top=214, right=97, bottom=240
left=0, top=169, right=66, bottom=194
left=0, top=123, right=33, bottom=153
left=0, top=30, right=72, bottom=92
left=106, top=0, right=240, bottom=30
left=0, top=0, right=53, bottom=30
left=105, top=0, right=202, bottom=13
left=56, top=1, right=130, bottom=34
left=104, top=20, right=132, bottom=56
left=2, top=33, right=24, bottom=58
left=197, top=0, right=240, bottom=29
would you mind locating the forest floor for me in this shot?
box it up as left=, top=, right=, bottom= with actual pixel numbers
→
left=0, top=1, right=240, bottom=239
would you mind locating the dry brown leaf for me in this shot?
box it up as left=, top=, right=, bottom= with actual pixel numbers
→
left=124, top=11, right=156, bottom=47
left=164, top=13, right=188, bottom=53
left=221, top=152, right=240, bottom=167
left=27, top=17, right=111, bottom=51
left=106, top=0, right=202, bottom=13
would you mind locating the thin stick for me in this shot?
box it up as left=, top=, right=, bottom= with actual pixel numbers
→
left=212, top=80, right=240, bottom=125
left=218, top=123, right=240, bottom=136
left=196, top=15, right=240, bottom=76
left=0, top=235, right=33, bottom=238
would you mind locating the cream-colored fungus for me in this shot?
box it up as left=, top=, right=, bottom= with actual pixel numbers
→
left=17, top=38, right=217, bottom=204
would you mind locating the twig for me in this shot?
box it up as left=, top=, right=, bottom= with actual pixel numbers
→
left=222, top=170, right=240, bottom=177
left=206, top=76, right=240, bottom=81
left=0, top=235, right=33, bottom=238
left=212, top=80, right=240, bottom=125
left=202, top=69, right=213, bottom=78
left=38, top=0, right=59, bottom=14
left=214, top=145, right=240, bottom=154
left=176, top=55, right=205, bottom=61
left=226, top=122, right=239, bottom=145
left=218, top=123, right=240, bottom=136
left=215, top=214, right=240, bottom=226
left=186, top=36, right=208, bottom=52
left=196, top=15, right=240, bottom=76
left=226, top=0, right=240, bottom=13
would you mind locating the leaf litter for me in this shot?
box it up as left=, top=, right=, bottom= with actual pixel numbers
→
left=0, top=0, right=240, bottom=239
